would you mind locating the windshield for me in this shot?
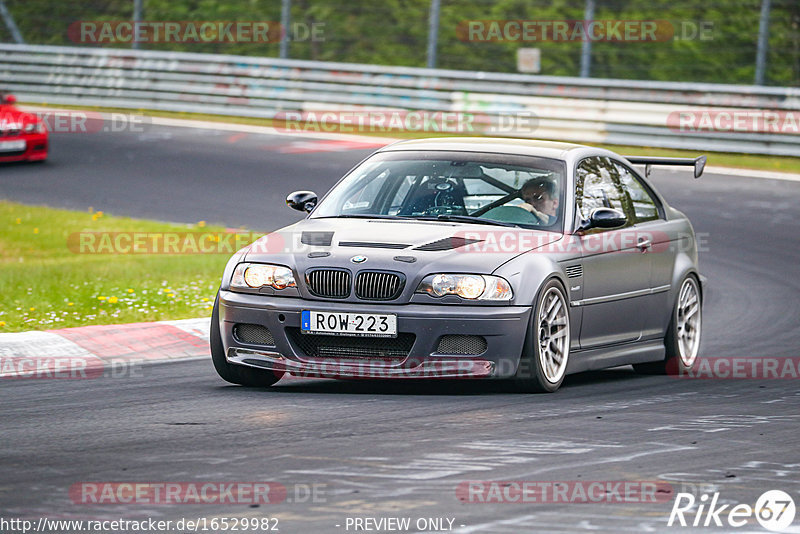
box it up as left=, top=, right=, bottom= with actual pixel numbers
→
left=311, top=151, right=566, bottom=231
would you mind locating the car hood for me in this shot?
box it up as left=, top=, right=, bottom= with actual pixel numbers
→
left=0, top=105, right=40, bottom=128
left=244, top=217, right=562, bottom=279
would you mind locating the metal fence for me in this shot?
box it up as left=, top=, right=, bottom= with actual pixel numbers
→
left=2, top=43, right=800, bottom=156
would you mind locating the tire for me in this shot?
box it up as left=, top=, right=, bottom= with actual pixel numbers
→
left=210, top=292, right=283, bottom=387
left=634, top=275, right=702, bottom=375
left=512, top=279, right=571, bottom=393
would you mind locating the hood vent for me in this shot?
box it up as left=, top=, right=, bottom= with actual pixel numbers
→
left=301, top=231, right=334, bottom=246
left=414, top=236, right=483, bottom=252
left=339, top=241, right=410, bottom=249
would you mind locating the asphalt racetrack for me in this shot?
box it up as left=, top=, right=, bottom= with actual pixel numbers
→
left=1, top=122, right=799, bottom=533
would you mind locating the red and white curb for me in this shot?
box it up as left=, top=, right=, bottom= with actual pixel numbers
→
left=0, top=318, right=210, bottom=378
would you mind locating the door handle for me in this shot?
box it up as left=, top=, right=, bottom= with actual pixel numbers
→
left=637, top=238, right=652, bottom=251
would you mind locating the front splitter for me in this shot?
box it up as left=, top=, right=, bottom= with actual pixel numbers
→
left=226, top=347, right=496, bottom=379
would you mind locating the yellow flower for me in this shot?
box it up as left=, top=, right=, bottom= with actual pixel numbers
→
left=167, top=293, right=175, bottom=298
left=205, top=306, right=212, bottom=310
left=29, top=307, right=35, bottom=312
left=98, top=296, right=107, bottom=301
left=163, top=288, right=170, bottom=293
left=15, top=218, right=21, bottom=224
left=67, top=302, right=74, bottom=306
left=108, top=296, right=118, bottom=304
left=91, top=214, right=99, bottom=221
left=202, top=297, right=209, bottom=302
left=127, top=289, right=134, bottom=293
left=197, top=221, right=206, bottom=228
left=96, top=211, right=104, bottom=218
left=0, top=321, right=5, bottom=327
left=33, top=228, right=39, bottom=234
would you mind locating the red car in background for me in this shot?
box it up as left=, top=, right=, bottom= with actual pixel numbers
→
left=0, top=94, right=48, bottom=162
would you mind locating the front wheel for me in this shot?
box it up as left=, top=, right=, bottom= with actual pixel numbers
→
left=512, top=279, right=571, bottom=393
left=634, top=275, right=702, bottom=375
left=210, top=292, right=284, bottom=387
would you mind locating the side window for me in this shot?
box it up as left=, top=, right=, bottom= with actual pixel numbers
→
left=576, top=157, right=627, bottom=223
left=613, top=162, right=660, bottom=223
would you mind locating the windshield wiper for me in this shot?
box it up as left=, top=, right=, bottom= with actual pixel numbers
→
left=413, top=215, right=519, bottom=227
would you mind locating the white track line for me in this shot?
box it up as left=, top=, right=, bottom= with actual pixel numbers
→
left=703, top=165, right=800, bottom=182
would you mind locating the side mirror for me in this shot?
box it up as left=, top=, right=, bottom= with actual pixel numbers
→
left=578, top=207, right=627, bottom=232
left=3, top=94, right=17, bottom=105
left=286, top=190, right=317, bottom=213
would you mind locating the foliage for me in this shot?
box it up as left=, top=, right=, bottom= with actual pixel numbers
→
left=1, top=0, right=797, bottom=84
left=0, top=201, right=232, bottom=331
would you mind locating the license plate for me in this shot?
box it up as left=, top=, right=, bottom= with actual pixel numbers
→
left=0, top=140, right=25, bottom=152
left=301, top=311, right=397, bottom=338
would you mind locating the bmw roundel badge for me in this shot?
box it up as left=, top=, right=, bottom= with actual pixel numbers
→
left=350, top=255, right=368, bottom=264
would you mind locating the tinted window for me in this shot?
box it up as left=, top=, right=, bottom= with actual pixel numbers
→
left=576, top=157, right=628, bottom=224
left=613, top=162, right=660, bottom=223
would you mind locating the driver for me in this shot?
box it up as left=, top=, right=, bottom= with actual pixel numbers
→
left=519, top=177, right=559, bottom=224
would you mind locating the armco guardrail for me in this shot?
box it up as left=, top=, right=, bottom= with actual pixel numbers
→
left=2, top=43, right=800, bottom=156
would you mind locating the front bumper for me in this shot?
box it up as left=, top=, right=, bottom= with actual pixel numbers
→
left=0, top=133, right=48, bottom=162
left=219, top=290, right=532, bottom=379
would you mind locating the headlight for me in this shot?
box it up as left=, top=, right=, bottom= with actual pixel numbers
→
left=416, top=274, right=513, bottom=301
left=231, top=263, right=296, bottom=290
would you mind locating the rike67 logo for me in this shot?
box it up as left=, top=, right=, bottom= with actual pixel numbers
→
left=668, top=490, right=796, bottom=532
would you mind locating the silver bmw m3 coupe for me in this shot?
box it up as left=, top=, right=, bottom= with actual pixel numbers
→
left=211, top=138, right=705, bottom=392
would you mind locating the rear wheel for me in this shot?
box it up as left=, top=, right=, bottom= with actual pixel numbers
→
left=634, top=275, right=702, bottom=375
left=512, top=279, right=571, bottom=393
left=210, top=292, right=283, bottom=387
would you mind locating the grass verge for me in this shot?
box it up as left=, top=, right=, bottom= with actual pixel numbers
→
left=26, top=101, right=800, bottom=174
left=0, top=201, right=249, bottom=333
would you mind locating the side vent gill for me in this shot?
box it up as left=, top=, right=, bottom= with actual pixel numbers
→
left=565, top=265, right=583, bottom=279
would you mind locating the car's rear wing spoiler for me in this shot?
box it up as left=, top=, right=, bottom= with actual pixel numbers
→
left=624, top=155, right=707, bottom=179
